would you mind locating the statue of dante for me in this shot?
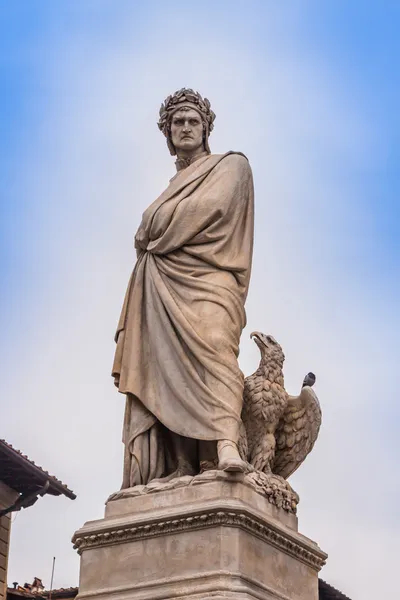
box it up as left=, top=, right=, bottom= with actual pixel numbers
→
left=112, top=89, right=254, bottom=488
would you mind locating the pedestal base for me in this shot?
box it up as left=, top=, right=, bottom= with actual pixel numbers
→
left=72, top=472, right=326, bottom=600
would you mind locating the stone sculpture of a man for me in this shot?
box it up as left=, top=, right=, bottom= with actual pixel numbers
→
left=112, top=89, right=254, bottom=488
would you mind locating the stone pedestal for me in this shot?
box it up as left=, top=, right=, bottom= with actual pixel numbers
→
left=72, top=472, right=326, bottom=600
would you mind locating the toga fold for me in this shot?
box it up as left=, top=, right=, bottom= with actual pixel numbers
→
left=112, top=152, right=254, bottom=486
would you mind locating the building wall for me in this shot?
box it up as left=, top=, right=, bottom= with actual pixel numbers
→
left=0, top=515, right=11, bottom=600
left=0, top=483, right=19, bottom=600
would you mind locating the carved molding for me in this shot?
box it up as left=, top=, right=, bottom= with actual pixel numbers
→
left=72, top=508, right=326, bottom=571
left=107, top=469, right=299, bottom=514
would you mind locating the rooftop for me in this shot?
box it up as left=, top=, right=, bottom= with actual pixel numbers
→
left=7, top=584, right=78, bottom=600
left=0, top=439, right=76, bottom=500
left=319, top=579, right=352, bottom=600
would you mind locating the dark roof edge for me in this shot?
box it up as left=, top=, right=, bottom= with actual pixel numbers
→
left=7, top=588, right=78, bottom=599
left=319, top=578, right=352, bottom=600
left=0, top=440, right=76, bottom=500
left=44, top=589, right=79, bottom=597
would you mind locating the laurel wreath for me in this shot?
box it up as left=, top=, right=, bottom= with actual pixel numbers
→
left=158, top=88, right=216, bottom=134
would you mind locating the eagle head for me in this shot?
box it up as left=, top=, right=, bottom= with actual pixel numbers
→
left=250, top=332, right=285, bottom=367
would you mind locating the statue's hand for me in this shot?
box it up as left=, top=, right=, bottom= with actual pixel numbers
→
left=134, top=229, right=148, bottom=252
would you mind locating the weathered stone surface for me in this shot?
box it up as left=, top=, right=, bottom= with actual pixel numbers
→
left=113, top=88, right=255, bottom=487
left=107, top=470, right=299, bottom=518
left=111, top=89, right=322, bottom=497
left=0, top=482, right=18, bottom=600
left=76, top=91, right=327, bottom=600
left=72, top=478, right=326, bottom=600
left=240, top=333, right=321, bottom=480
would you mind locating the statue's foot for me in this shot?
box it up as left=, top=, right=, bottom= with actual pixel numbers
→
left=151, top=462, right=197, bottom=484
left=217, top=440, right=248, bottom=473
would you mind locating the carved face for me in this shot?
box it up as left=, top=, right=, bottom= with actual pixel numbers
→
left=170, top=108, right=204, bottom=154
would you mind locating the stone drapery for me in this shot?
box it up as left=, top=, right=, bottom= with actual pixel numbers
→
left=112, top=152, right=254, bottom=486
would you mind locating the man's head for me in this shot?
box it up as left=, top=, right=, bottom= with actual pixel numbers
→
left=158, top=88, right=216, bottom=156
left=170, top=107, right=204, bottom=154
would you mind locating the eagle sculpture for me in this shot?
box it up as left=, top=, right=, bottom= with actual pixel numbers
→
left=239, top=332, right=321, bottom=479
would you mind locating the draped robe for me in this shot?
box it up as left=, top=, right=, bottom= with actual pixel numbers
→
left=112, top=152, right=254, bottom=486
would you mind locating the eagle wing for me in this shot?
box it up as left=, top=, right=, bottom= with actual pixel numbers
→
left=240, top=374, right=263, bottom=460
left=272, top=386, right=321, bottom=479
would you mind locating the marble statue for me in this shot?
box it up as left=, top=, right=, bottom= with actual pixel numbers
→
left=112, top=89, right=254, bottom=488
left=239, top=332, right=321, bottom=477
left=74, top=90, right=326, bottom=600
left=112, top=90, right=322, bottom=493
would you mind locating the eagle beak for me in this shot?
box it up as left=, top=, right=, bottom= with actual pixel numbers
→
left=250, top=331, right=264, bottom=348
left=250, top=331, right=262, bottom=340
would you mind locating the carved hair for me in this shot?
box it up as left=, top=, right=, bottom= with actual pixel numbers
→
left=158, top=88, right=216, bottom=155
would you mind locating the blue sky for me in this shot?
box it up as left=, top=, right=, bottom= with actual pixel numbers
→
left=2, top=1, right=399, bottom=308
left=1, top=3, right=399, bottom=600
